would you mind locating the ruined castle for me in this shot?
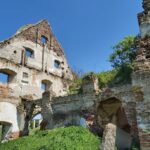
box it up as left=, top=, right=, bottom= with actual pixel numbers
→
left=0, top=0, right=150, bottom=150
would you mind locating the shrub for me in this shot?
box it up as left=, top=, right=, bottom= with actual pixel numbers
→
left=97, top=70, right=118, bottom=88
left=0, top=126, right=100, bottom=150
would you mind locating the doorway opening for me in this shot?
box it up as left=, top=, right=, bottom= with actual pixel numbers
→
left=97, top=98, right=132, bottom=150
left=29, top=113, right=43, bottom=135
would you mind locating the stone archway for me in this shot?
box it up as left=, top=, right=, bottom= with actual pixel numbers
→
left=97, top=97, right=132, bottom=150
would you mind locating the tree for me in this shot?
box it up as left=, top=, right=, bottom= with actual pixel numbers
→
left=109, top=36, right=136, bottom=69
left=97, top=70, right=118, bottom=88
left=109, top=36, right=137, bottom=84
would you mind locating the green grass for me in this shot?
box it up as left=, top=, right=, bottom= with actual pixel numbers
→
left=0, top=126, right=100, bottom=150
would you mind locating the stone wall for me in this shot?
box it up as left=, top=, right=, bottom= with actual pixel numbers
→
left=0, top=20, right=73, bottom=98
left=0, top=20, right=73, bottom=141
left=134, top=1, right=150, bottom=149
left=132, top=71, right=150, bottom=149
left=0, top=1, right=150, bottom=149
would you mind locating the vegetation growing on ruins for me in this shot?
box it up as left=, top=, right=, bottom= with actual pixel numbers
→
left=108, top=36, right=137, bottom=85
left=97, top=70, right=118, bottom=88
left=0, top=126, right=100, bottom=150
left=69, top=77, right=83, bottom=94
left=69, top=36, right=137, bottom=92
left=109, top=36, right=136, bottom=69
left=98, top=36, right=136, bottom=87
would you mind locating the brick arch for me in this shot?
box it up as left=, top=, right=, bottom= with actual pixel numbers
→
left=0, top=68, right=17, bottom=75
left=97, top=97, right=133, bottom=149
left=97, top=97, right=130, bottom=132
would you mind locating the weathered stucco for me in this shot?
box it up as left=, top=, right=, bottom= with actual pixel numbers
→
left=0, top=1, right=150, bottom=150
left=0, top=102, right=19, bottom=132
left=0, top=19, right=74, bottom=140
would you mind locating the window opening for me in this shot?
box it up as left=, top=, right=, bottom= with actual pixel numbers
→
left=41, top=82, right=47, bottom=92
left=25, top=48, right=34, bottom=58
left=54, top=60, right=60, bottom=69
left=41, top=36, right=48, bottom=44
left=0, top=73, right=9, bottom=83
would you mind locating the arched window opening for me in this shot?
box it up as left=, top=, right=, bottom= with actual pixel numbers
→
left=0, top=69, right=16, bottom=84
left=54, top=60, right=61, bottom=69
left=41, top=82, right=47, bottom=91
left=41, top=80, right=51, bottom=92
left=25, top=48, right=34, bottom=58
left=0, top=73, right=9, bottom=84
left=41, top=35, right=48, bottom=44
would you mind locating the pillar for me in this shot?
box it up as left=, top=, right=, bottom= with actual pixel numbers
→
left=41, top=91, right=53, bottom=129
left=101, top=123, right=117, bottom=150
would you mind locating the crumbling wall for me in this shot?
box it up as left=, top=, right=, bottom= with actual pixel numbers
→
left=0, top=20, right=74, bottom=140
left=0, top=20, right=73, bottom=98
left=42, top=92, right=96, bottom=128
left=36, top=74, right=99, bottom=129
left=95, top=85, right=140, bottom=149
left=133, top=2, right=150, bottom=148
left=0, top=102, right=20, bottom=140
left=0, top=2, right=150, bottom=149
left=132, top=71, right=150, bottom=149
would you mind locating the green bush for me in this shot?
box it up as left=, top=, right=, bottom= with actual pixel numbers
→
left=131, top=146, right=139, bottom=150
left=69, top=68, right=132, bottom=91
left=0, top=126, right=100, bottom=150
left=69, top=78, right=83, bottom=94
left=109, top=36, right=136, bottom=69
left=97, top=70, right=118, bottom=88
left=97, top=66, right=132, bottom=88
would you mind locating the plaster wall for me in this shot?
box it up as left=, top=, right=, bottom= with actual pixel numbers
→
left=0, top=102, right=19, bottom=132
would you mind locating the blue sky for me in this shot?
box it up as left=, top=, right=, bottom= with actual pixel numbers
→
left=0, top=0, right=143, bottom=73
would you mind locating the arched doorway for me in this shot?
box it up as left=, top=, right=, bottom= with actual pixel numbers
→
left=97, top=97, right=132, bottom=150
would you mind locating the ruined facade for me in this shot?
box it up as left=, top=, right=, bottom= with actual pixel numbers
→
left=0, top=20, right=73, bottom=139
left=0, top=0, right=150, bottom=150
